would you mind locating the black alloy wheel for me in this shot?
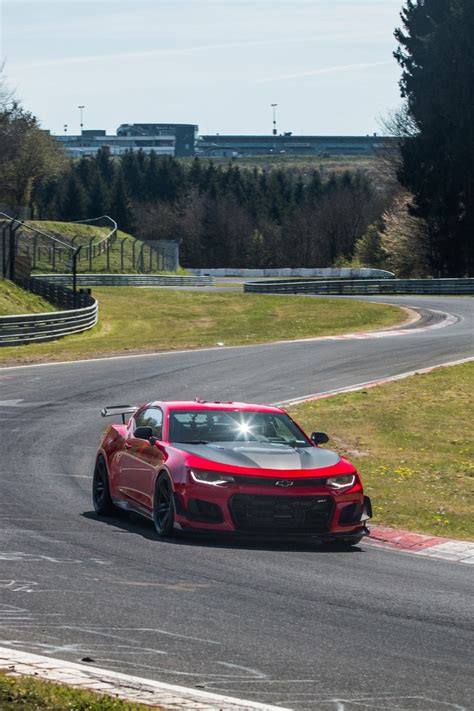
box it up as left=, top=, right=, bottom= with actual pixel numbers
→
left=153, top=474, right=176, bottom=538
left=92, top=456, right=115, bottom=516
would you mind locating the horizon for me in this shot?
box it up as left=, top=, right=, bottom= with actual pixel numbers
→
left=1, top=0, right=404, bottom=137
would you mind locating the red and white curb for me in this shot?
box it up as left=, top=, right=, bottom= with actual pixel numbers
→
left=368, top=526, right=474, bottom=564
left=276, top=356, right=474, bottom=565
left=0, top=647, right=290, bottom=711
left=266, top=307, right=458, bottom=346
left=0, top=306, right=459, bottom=372
left=276, top=356, right=474, bottom=408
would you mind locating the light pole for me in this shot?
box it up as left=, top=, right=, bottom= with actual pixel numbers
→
left=271, top=103, right=277, bottom=153
left=78, top=105, right=85, bottom=132
left=271, top=103, right=277, bottom=135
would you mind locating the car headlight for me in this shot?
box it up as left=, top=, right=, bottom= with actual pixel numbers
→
left=326, top=474, right=356, bottom=490
left=189, top=469, right=235, bottom=486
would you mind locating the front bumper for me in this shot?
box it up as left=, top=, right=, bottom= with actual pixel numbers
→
left=174, top=479, right=371, bottom=538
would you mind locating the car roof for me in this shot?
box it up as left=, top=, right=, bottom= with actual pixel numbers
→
left=147, top=400, right=285, bottom=414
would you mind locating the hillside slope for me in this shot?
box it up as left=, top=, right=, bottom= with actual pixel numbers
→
left=0, top=279, right=55, bottom=315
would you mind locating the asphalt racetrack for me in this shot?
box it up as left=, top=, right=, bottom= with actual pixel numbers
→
left=0, top=295, right=473, bottom=710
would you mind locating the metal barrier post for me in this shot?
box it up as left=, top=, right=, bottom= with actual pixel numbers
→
left=72, top=246, right=82, bottom=308
left=88, top=237, right=94, bottom=271
left=32, top=235, right=38, bottom=270
left=121, top=238, right=126, bottom=272
left=1, top=224, right=9, bottom=278
left=8, top=222, right=21, bottom=280
left=132, top=239, right=137, bottom=269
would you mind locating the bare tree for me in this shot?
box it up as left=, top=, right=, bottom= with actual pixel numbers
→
left=380, top=192, right=430, bottom=277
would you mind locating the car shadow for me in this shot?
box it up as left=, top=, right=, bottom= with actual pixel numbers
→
left=82, top=510, right=365, bottom=553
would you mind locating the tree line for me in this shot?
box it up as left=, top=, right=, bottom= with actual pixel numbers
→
left=393, top=0, right=474, bottom=276
left=35, top=150, right=390, bottom=269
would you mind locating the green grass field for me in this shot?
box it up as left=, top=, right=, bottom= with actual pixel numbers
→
left=20, top=220, right=184, bottom=275
left=0, top=279, right=55, bottom=315
left=27, top=221, right=141, bottom=274
left=181, top=154, right=378, bottom=175
left=0, top=672, right=161, bottom=710
left=0, top=288, right=403, bottom=365
left=290, top=362, right=474, bottom=540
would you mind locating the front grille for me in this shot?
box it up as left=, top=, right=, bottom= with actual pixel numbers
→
left=229, top=494, right=333, bottom=534
left=232, top=475, right=327, bottom=487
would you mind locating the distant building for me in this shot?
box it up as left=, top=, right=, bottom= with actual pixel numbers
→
left=55, top=124, right=199, bottom=157
left=198, top=134, right=393, bottom=157
left=52, top=124, right=393, bottom=159
left=117, top=124, right=197, bottom=157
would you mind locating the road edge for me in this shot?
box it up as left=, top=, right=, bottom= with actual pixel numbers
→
left=0, top=304, right=457, bottom=371
left=275, top=355, right=474, bottom=407
left=0, top=647, right=291, bottom=711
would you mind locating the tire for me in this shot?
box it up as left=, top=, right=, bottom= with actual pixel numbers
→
left=153, top=473, right=176, bottom=538
left=325, top=535, right=364, bottom=548
left=92, top=456, right=115, bottom=516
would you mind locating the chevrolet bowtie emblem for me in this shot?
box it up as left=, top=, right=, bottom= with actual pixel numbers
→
left=275, top=480, right=294, bottom=487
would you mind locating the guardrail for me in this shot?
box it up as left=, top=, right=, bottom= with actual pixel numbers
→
left=0, top=299, right=98, bottom=347
left=35, top=273, right=215, bottom=287
left=244, top=278, right=474, bottom=296
left=15, top=276, right=94, bottom=309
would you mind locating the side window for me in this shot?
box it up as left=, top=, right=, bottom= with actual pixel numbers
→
left=134, top=408, right=163, bottom=439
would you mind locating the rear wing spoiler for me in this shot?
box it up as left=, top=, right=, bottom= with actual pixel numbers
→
left=101, top=405, right=138, bottom=424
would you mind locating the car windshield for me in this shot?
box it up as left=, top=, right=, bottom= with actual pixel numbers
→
left=168, top=409, right=312, bottom=447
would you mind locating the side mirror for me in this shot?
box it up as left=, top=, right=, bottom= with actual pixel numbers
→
left=134, top=426, right=156, bottom=444
left=311, top=431, right=329, bottom=445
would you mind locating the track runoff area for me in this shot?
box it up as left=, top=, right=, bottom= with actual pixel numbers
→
left=0, top=294, right=473, bottom=711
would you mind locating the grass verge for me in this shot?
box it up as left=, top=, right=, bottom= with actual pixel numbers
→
left=289, top=362, right=474, bottom=540
left=0, top=289, right=403, bottom=365
left=26, top=221, right=189, bottom=275
left=0, top=671, right=161, bottom=710
left=0, top=280, right=55, bottom=316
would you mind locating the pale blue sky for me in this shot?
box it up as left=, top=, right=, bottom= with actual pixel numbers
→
left=1, top=0, right=404, bottom=136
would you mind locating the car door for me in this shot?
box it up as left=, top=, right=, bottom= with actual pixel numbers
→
left=118, top=407, right=164, bottom=510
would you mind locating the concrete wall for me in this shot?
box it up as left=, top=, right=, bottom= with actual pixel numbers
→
left=190, top=268, right=395, bottom=279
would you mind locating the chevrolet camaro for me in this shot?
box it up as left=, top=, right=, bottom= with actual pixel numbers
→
left=93, top=400, right=372, bottom=545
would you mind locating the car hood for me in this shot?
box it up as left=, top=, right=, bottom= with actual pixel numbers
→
left=172, top=441, right=340, bottom=471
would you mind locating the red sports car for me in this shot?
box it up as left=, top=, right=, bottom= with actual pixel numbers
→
left=93, top=400, right=372, bottom=545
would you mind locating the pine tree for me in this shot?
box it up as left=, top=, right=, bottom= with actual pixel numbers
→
left=87, top=172, right=111, bottom=217
left=76, top=156, right=95, bottom=188
left=59, top=173, right=88, bottom=220
left=144, top=151, right=161, bottom=201
left=110, top=168, right=133, bottom=233
left=189, top=156, right=203, bottom=189
left=120, top=150, right=144, bottom=199
left=95, top=147, right=115, bottom=184
left=294, top=176, right=305, bottom=205
left=394, top=0, right=474, bottom=275
left=307, top=170, right=322, bottom=202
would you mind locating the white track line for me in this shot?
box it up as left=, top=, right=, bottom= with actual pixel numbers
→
left=275, top=356, right=474, bottom=408
left=0, top=647, right=290, bottom=711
